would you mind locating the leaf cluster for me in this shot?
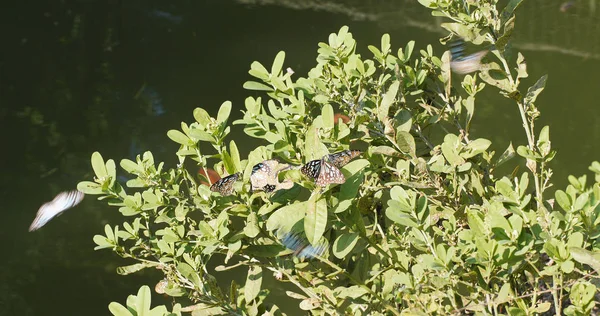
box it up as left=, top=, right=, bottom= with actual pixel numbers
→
left=79, top=1, right=600, bottom=315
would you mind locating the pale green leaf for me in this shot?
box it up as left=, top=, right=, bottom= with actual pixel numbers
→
left=245, top=266, right=263, bottom=303
left=304, top=196, right=327, bottom=246
left=333, top=232, right=359, bottom=259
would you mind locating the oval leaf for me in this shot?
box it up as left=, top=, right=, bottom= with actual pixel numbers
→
left=304, top=196, right=327, bottom=246
left=333, top=232, right=359, bottom=259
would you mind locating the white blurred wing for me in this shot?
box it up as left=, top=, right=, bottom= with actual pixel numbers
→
left=29, top=190, right=85, bottom=231
left=450, top=50, right=489, bottom=74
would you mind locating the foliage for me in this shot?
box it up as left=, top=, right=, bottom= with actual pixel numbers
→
left=79, top=0, right=600, bottom=314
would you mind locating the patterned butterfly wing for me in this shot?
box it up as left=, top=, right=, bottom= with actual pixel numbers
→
left=251, top=160, right=282, bottom=192
left=327, top=150, right=362, bottom=168
left=300, top=159, right=322, bottom=181
left=316, top=160, right=345, bottom=187
left=262, top=184, right=276, bottom=193
left=210, top=172, right=241, bottom=196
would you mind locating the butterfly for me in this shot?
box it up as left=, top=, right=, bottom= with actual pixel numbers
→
left=325, top=150, right=362, bottom=168
left=29, top=190, right=85, bottom=231
left=301, top=152, right=353, bottom=187
left=279, top=230, right=328, bottom=259
left=250, top=160, right=293, bottom=193
left=210, top=172, right=241, bottom=196
left=449, top=39, right=489, bottom=74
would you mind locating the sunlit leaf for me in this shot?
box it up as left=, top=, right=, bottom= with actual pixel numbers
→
left=91, top=151, right=107, bottom=179
left=245, top=266, right=263, bottom=303
left=304, top=195, right=327, bottom=246
left=378, top=81, right=400, bottom=121
left=333, top=232, right=359, bottom=259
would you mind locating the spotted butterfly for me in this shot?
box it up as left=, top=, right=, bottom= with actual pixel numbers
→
left=279, top=230, right=327, bottom=259
left=250, top=160, right=278, bottom=191
left=210, top=172, right=241, bottom=196
left=300, top=158, right=345, bottom=187
left=251, top=160, right=292, bottom=193
left=326, top=150, right=362, bottom=168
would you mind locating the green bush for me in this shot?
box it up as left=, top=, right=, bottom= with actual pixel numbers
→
left=79, top=0, right=600, bottom=314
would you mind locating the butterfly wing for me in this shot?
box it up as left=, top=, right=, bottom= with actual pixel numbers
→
left=300, top=159, right=322, bottom=181
left=210, top=172, right=240, bottom=196
left=29, top=190, right=85, bottom=231
left=316, top=160, right=345, bottom=187
left=279, top=230, right=327, bottom=259
left=327, top=150, right=362, bottom=168
left=251, top=160, right=288, bottom=192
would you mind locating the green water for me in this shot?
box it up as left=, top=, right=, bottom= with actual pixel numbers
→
left=1, top=0, right=599, bottom=314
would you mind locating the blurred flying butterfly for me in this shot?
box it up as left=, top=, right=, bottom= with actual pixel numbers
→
left=210, top=172, right=241, bottom=196
left=449, top=39, right=489, bottom=75
left=325, top=150, right=362, bottom=168
left=29, top=190, right=85, bottom=231
left=279, top=230, right=328, bottom=259
left=301, top=158, right=345, bottom=187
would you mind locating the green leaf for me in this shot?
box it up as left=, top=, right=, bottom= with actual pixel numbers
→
left=299, top=298, right=320, bottom=311
left=93, top=235, right=113, bottom=250
left=229, top=141, right=242, bottom=172
left=245, top=266, right=263, bottom=303
left=555, top=190, right=572, bottom=211
left=396, top=131, right=416, bottom=158
left=266, top=201, right=307, bottom=231
left=243, top=81, right=273, bottom=91
left=381, top=33, right=391, bottom=53
left=271, top=51, right=285, bottom=76
left=77, top=181, right=104, bottom=195
left=217, top=101, right=232, bottom=125
left=571, top=247, right=600, bottom=274
left=189, top=128, right=216, bottom=144
left=322, top=103, right=334, bottom=129
left=467, top=209, right=486, bottom=237
left=193, top=108, right=212, bottom=127
left=341, top=159, right=369, bottom=176
left=462, top=138, right=491, bottom=158
left=333, top=232, right=359, bottom=259
left=335, top=170, right=364, bottom=213
left=394, top=110, right=412, bottom=133
left=379, top=81, right=400, bottom=121
left=516, top=145, right=541, bottom=160
left=244, top=212, right=260, bottom=238
left=91, top=152, right=108, bottom=179
left=108, top=302, right=133, bottom=316
left=524, top=75, right=547, bottom=107
left=441, top=141, right=465, bottom=167
left=135, top=285, right=152, bottom=315
left=120, top=159, right=141, bottom=174
left=386, top=202, right=418, bottom=228
left=501, top=0, right=524, bottom=24
left=496, top=15, right=515, bottom=51
left=304, top=196, right=327, bottom=246
left=304, top=120, right=328, bottom=161
left=167, top=130, right=194, bottom=146
left=116, top=262, right=157, bottom=275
